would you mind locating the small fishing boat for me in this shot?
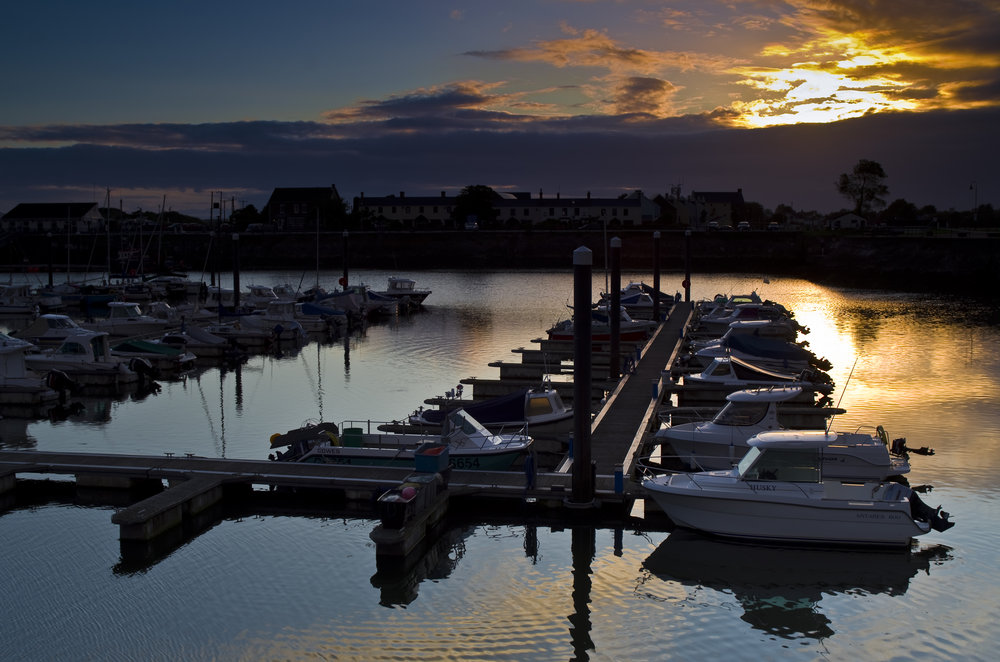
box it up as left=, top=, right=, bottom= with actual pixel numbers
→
left=397, top=383, right=573, bottom=440
left=269, top=408, right=533, bottom=471
left=642, top=429, right=954, bottom=547
left=373, top=276, right=432, bottom=307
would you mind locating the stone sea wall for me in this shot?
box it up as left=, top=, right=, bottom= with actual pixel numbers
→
left=6, top=230, right=997, bottom=296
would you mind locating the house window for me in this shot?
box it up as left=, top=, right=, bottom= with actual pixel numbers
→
left=623, top=209, right=629, bottom=216
left=549, top=208, right=555, bottom=217
left=574, top=208, right=580, bottom=216
left=612, top=208, right=618, bottom=217
left=523, top=209, right=529, bottom=217
left=601, top=209, right=607, bottom=216
left=405, top=206, right=411, bottom=214
left=562, top=208, right=567, bottom=217
left=391, top=206, right=397, bottom=214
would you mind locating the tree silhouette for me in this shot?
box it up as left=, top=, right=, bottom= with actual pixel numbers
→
left=837, top=159, right=889, bottom=215
left=451, top=185, right=500, bottom=227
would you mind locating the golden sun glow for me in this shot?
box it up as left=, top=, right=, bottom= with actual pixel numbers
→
left=729, top=67, right=918, bottom=127
left=727, top=36, right=924, bottom=127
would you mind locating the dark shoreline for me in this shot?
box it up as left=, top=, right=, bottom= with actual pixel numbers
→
left=4, top=229, right=997, bottom=298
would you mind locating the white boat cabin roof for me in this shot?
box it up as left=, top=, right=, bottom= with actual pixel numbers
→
left=725, top=386, right=803, bottom=403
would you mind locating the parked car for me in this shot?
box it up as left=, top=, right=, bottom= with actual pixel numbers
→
left=737, top=221, right=751, bottom=231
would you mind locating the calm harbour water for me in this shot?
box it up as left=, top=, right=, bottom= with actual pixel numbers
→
left=2, top=269, right=999, bottom=661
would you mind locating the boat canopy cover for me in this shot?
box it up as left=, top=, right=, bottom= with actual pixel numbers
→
left=724, top=334, right=812, bottom=362
left=725, top=385, right=803, bottom=402
left=420, top=388, right=529, bottom=426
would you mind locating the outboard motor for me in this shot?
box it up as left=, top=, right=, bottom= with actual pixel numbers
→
left=128, top=357, right=160, bottom=391
left=45, top=369, right=78, bottom=404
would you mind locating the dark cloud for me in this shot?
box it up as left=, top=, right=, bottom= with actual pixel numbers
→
left=1, top=107, right=996, bottom=217
left=612, top=77, right=678, bottom=115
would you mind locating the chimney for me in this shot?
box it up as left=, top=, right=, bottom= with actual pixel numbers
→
left=441, top=191, right=446, bottom=198
left=539, top=188, right=543, bottom=200
left=400, top=191, right=405, bottom=199
left=556, top=192, right=560, bottom=200
left=587, top=191, right=591, bottom=200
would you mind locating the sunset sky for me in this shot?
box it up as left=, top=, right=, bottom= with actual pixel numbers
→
left=1, top=0, right=997, bottom=217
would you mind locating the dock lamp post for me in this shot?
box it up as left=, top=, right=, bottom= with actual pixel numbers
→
left=683, top=228, right=692, bottom=302
left=609, top=237, right=621, bottom=380
left=569, top=246, right=595, bottom=508
left=232, top=233, right=240, bottom=308
left=342, top=230, right=350, bottom=289
left=652, top=231, right=661, bottom=323
left=47, top=232, right=53, bottom=287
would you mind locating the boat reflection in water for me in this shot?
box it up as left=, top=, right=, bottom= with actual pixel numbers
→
left=642, top=529, right=952, bottom=640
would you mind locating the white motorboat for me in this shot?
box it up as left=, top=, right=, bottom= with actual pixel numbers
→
left=260, top=300, right=340, bottom=334
left=81, top=301, right=179, bottom=337
left=547, top=306, right=656, bottom=342
left=656, top=386, right=843, bottom=470
left=0, top=332, right=61, bottom=411
left=696, top=302, right=795, bottom=335
left=642, top=429, right=954, bottom=547
left=0, top=283, right=44, bottom=314
left=24, top=329, right=141, bottom=387
left=244, top=284, right=282, bottom=310
left=373, top=276, right=431, bottom=306
left=269, top=408, right=533, bottom=471
left=689, top=318, right=801, bottom=347
left=684, top=355, right=832, bottom=389
left=9, top=313, right=87, bottom=348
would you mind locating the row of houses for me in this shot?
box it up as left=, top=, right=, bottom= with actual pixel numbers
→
left=3, top=186, right=750, bottom=232
left=262, top=186, right=749, bottom=230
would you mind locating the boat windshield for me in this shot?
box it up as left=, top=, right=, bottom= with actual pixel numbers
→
left=527, top=395, right=556, bottom=416
left=714, top=402, right=768, bottom=426
left=738, top=448, right=821, bottom=482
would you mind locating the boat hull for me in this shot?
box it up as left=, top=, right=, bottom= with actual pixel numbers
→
left=644, top=478, right=929, bottom=547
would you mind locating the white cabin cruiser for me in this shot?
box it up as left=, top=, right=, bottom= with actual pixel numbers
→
left=24, top=329, right=141, bottom=387
left=642, top=429, right=954, bottom=547
left=656, top=386, right=841, bottom=470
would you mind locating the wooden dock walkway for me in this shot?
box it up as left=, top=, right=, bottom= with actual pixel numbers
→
left=578, top=302, right=693, bottom=479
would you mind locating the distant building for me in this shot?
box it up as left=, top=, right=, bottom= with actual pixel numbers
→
left=353, top=189, right=661, bottom=227
left=1, top=202, right=104, bottom=234
left=660, top=188, right=746, bottom=229
left=265, top=185, right=344, bottom=231
left=354, top=191, right=455, bottom=227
